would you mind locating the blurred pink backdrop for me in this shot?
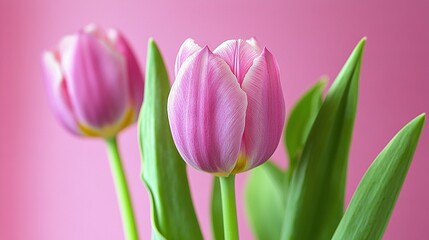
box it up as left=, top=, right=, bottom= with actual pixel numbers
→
left=1, top=0, right=428, bottom=239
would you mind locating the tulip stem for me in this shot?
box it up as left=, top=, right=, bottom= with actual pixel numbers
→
left=219, top=175, right=239, bottom=240
left=105, top=137, right=139, bottom=240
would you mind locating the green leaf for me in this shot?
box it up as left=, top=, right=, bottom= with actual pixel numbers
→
left=281, top=38, right=366, bottom=240
left=284, top=79, right=326, bottom=172
left=242, top=80, right=326, bottom=239
left=138, top=39, right=203, bottom=240
left=245, top=161, right=287, bottom=240
left=332, top=114, right=425, bottom=240
left=211, top=178, right=224, bottom=240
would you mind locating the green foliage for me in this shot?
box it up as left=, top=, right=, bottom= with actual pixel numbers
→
left=332, top=114, right=425, bottom=240
left=281, top=38, right=366, bottom=240
left=243, top=78, right=327, bottom=240
left=138, top=39, right=203, bottom=240
left=284, top=79, right=326, bottom=173
left=242, top=38, right=425, bottom=240
left=244, top=161, right=287, bottom=240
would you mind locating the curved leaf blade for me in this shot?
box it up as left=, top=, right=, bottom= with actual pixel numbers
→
left=245, top=161, right=286, bottom=240
left=281, top=38, right=366, bottom=240
left=332, top=114, right=425, bottom=240
left=138, top=39, right=203, bottom=240
left=284, top=79, right=326, bottom=171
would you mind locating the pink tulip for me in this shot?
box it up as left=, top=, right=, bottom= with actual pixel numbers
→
left=168, top=38, right=285, bottom=176
left=42, top=24, right=144, bottom=138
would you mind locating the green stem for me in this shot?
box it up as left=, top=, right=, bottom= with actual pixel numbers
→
left=105, top=137, right=139, bottom=240
left=219, top=175, right=239, bottom=240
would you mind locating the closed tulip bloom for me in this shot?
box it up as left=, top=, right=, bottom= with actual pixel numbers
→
left=168, top=38, right=285, bottom=176
left=42, top=24, right=144, bottom=138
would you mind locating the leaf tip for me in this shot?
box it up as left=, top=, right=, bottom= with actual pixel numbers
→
left=359, top=37, right=367, bottom=47
left=318, top=76, right=329, bottom=88
left=414, top=113, right=426, bottom=128
left=148, top=37, right=156, bottom=46
left=354, top=37, right=367, bottom=58
left=148, top=38, right=160, bottom=53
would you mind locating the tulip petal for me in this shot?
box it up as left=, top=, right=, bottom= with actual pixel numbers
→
left=168, top=47, right=247, bottom=175
left=83, top=24, right=106, bottom=40
left=246, top=37, right=262, bottom=52
left=61, top=33, right=129, bottom=128
left=108, top=29, right=144, bottom=118
left=213, top=39, right=261, bottom=85
left=240, top=48, right=285, bottom=171
left=42, top=51, right=80, bottom=134
left=175, top=38, right=202, bottom=76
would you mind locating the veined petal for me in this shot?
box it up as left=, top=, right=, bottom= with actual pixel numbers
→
left=108, top=29, right=144, bottom=119
left=240, top=48, right=285, bottom=171
left=61, top=33, right=129, bottom=129
left=175, top=38, right=202, bottom=76
left=246, top=37, right=262, bottom=52
left=213, top=39, right=261, bottom=85
left=168, top=47, right=247, bottom=175
left=82, top=24, right=113, bottom=48
left=83, top=23, right=106, bottom=39
left=42, top=51, right=80, bottom=135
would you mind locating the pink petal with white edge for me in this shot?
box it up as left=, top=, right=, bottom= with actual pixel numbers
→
left=168, top=47, right=247, bottom=175
left=82, top=24, right=113, bottom=48
left=42, top=51, right=80, bottom=135
left=240, top=48, right=285, bottom=171
left=83, top=24, right=105, bottom=38
left=213, top=39, right=261, bottom=85
left=246, top=38, right=262, bottom=52
left=174, top=38, right=202, bottom=76
left=108, top=29, right=144, bottom=118
left=61, top=33, right=129, bottom=128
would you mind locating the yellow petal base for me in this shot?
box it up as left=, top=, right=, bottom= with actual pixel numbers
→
left=78, top=108, right=135, bottom=138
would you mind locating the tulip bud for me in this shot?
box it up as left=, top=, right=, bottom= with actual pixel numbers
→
left=168, top=38, right=285, bottom=176
left=42, top=24, right=144, bottom=138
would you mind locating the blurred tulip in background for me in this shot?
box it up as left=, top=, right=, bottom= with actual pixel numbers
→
left=42, top=24, right=144, bottom=138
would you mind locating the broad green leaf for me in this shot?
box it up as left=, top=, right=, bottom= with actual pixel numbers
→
left=281, top=38, right=366, bottom=240
left=242, top=80, right=325, bottom=240
left=245, top=161, right=287, bottom=240
left=284, top=79, right=326, bottom=172
left=332, top=114, right=425, bottom=240
left=138, top=39, right=203, bottom=240
left=211, top=178, right=224, bottom=240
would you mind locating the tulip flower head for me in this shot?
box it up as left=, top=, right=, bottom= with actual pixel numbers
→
left=42, top=24, right=144, bottom=138
left=168, top=38, right=285, bottom=176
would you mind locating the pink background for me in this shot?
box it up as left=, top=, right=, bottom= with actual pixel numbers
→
left=1, top=0, right=428, bottom=239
